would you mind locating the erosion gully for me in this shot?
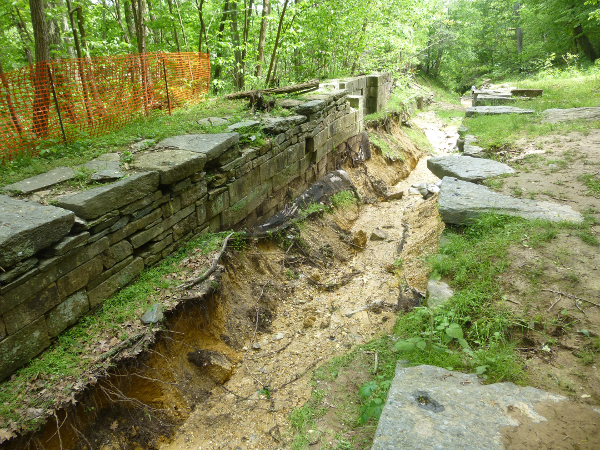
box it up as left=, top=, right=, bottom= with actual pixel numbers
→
left=13, top=110, right=459, bottom=450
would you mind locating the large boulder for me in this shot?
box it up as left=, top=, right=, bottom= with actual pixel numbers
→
left=372, top=364, right=567, bottom=450
left=427, top=156, right=514, bottom=182
left=438, top=177, right=583, bottom=224
left=0, top=195, right=74, bottom=268
left=542, top=107, right=600, bottom=124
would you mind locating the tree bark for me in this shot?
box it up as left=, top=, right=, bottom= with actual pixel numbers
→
left=12, top=7, right=34, bottom=65
left=166, top=0, right=181, bottom=51
left=255, top=0, right=269, bottom=77
left=0, top=59, right=24, bottom=135
left=229, top=0, right=244, bottom=90
left=574, top=24, right=598, bottom=62
left=123, top=0, right=136, bottom=43
left=213, top=0, right=230, bottom=84
left=195, top=0, right=207, bottom=53
left=173, top=0, right=188, bottom=50
left=29, top=0, right=51, bottom=136
left=224, top=78, right=318, bottom=99
left=46, top=1, right=64, bottom=59
left=114, top=0, right=132, bottom=45
left=265, top=0, right=289, bottom=86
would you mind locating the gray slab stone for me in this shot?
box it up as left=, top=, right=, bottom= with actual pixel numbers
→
left=542, top=107, right=600, bottom=124
left=465, top=106, right=535, bottom=117
left=227, top=121, right=261, bottom=132
left=140, top=303, right=164, bottom=324
left=463, top=141, right=485, bottom=158
left=97, top=153, right=121, bottom=161
left=511, top=89, right=543, bottom=97
left=3, top=167, right=76, bottom=194
left=0, top=195, right=75, bottom=268
left=457, top=124, right=468, bottom=138
left=473, top=95, right=519, bottom=107
left=156, top=133, right=239, bottom=165
left=426, top=280, right=453, bottom=308
left=132, top=149, right=206, bottom=185
left=55, top=172, right=159, bottom=220
left=295, top=100, right=327, bottom=115
left=427, top=156, right=514, bottom=182
left=372, top=364, right=566, bottom=450
left=0, top=317, right=50, bottom=381
left=278, top=99, right=304, bottom=109
left=82, top=159, right=122, bottom=172
left=262, top=116, right=307, bottom=134
left=438, top=177, right=583, bottom=224
left=90, top=170, right=125, bottom=182
left=42, top=231, right=90, bottom=256
left=0, top=257, right=38, bottom=284
left=46, top=290, right=89, bottom=337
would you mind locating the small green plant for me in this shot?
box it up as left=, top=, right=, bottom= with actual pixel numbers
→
left=259, top=385, right=272, bottom=399
left=330, top=191, right=356, bottom=209
left=579, top=174, right=600, bottom=198
left=358, top=378, right=391, bottom=424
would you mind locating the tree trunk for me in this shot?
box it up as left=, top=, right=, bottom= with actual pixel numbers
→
left=255, top=0, right=269, bottom=77
left=213, top=0, right=230, bottom=84
left=574, top=24, right=598, bottom=62
left=124, top=0, right=136, bottom=44
left=265, top=0, right=289, bottom=86
left=173, top=0, right=188, bottom=50
left=241, top=0, right=252, bottom=82
left=166, top=0, right=181, bottom=51
left=0, top=59, right=24, bottom=135
left=46, top=1, right=64, bottom=59
left=66, top=0, right=92, bottom=123
left=12, top=7, right=34, bottom=65
left=29, top=0, right=51, bottom=137
left=230, top=0, right=244, bottom=90
left=56, top=0, right=76, bottom=57
left=146, top=0, right=159, bottom=45
left=114, top=0, right=132, bottom=45
left=195, top=0, right=206, bottom=53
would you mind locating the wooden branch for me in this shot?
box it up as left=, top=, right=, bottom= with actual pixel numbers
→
left=177, top=232, right=234, bottom=290
left=541, top=289, right=600, bottom=308
left=224, top=79, right=319, bottom=100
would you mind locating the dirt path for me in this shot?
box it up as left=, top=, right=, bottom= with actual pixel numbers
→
left=159, top=112, right=459, bottom=450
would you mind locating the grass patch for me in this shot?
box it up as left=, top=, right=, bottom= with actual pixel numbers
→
left=331, top=191, right=357, bottom=209
left=0, top=231, right=231, bottom=433
left=0, top=98, right=247, bottom=187
left=579, top=174, right=600, bottom=198
left=436, top=109, right=465, bottom=123
left=403, top=126, right=433, bottom=153
left=417, top=75, right=462, bottom=105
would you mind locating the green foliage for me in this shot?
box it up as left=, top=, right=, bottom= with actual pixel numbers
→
left=330, top=191, right=357, bottom=209
left=579, top=174, right=600, bottom=198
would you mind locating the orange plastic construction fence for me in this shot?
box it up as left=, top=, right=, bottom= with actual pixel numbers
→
left=0, top=52, right=210, bottom=163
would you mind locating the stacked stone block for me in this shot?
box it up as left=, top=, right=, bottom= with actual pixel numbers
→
left=0, top=74, right=390, bottom=381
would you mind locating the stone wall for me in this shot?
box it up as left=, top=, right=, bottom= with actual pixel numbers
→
left=321, top=73, right=393, bottom=115
left=0, top=74, right=390, bottom=381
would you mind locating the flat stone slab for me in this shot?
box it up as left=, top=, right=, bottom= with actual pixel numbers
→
left=474, top=95, right=521, bottom=107
left=439, top=177, right=583, bottom=224
left=261, top=115, right=307, bottom=134
left=82, top=159, right=121, bottom=172
left=542, top=107, right=600, bottom=124
left=0, top=195, right=74, bottom=268
left=3, top=167, right=76, bottom=194
left=428, top=156, right=514, bottom=182
left=278, top=99, right=304, bottom=109
left=227, top=121, right=261, bottom=132
left=132, top=149, right=207, bottom=185
left=511, top=88, right=543, bottom=97
left=372, top=364, right=566, bottom=450
left=295, top=99, right=327, bottom=115
left=155, top=133, right=239, bottom=164
left=465, top=106, right=535, bottom=117
left=56, top=172, right=159, bottom=220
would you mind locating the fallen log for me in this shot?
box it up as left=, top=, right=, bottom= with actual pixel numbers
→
left=224, top=79, right=320, bottom=100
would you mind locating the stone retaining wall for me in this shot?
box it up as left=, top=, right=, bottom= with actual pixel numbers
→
left=0, top=74, right=390, bottom=381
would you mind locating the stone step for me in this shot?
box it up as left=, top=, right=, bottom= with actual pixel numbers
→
left=542, top=107, right=600, bottom=124
left=465, top=106, right=535, bottom=117
left=511, top=88, right=543, bottom=97
left=474, top=95, right=529, bottom=107
left=427, top=156, right=514, bottom=182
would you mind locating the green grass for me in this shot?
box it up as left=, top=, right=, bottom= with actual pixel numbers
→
left=330, top=191, right=357, bottom=209
left=403, top=126, right=433, bottom=153
left=0, top=231, right=230, bottom=433
left=0, top=98, right=247, bottom=187
left=417, top=75, right=462, bottom=105
left=579, top=174, right=600, bottom=198
left=436, top=109, right=465, bottom=123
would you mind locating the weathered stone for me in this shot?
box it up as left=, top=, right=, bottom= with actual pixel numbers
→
left=108, top=208, right=162, bottom=245
left=0, top=317, right=50, bottom=381
left=222, top=182, right=271, bottom=228
left=473, top=95, right=519, bottom=107
left=180, top=182, right=207, bottom=208
left=82, top=159, right=122, bottom=173
left=56, top=256, right=103, bottom=299
left=42, top=232, right=90, bottom=256
left=457, top=124, right=468, bottom=138
left=72, top=211, right=120, bottom=232
left=427, top=156, right=514, bottom=182
left=3, top=284, right=59, bottom=334
left=161, top=196, right=181, bottom=218
left=132, top=149, right=207, bottom=185
left=130, top=204, right=194, bottom=248
left=227, top=120, right=261, bottom=132
left=262, top=116, right=307, bottom=134
left=197, top=117, right=228, bottom=126
left=187, top=350, right=234, bottom=384
left=0, top=317, right=5, bottom=339
left=3, top=167, right=76, bottom=194
left=542, top=107, right=600, bottom=124
left=140, top=303, right=164, bottom=324
left=0, top=195, right=74, bottom=268
left=87, top=256, right=133, bottom=291
left=370, top=228, right=389, bottom=241
left=56, top=172, right=159, bottom=220
left=439, top=177, right=583, bottom=224
left=426, top=280, right=454, bottom=308
left=353, top=230, right=367, bottom=249
left=90, top=169, right=126, bottom=182
left=511, top=88, right=543, bottom=97
left=372, top=364, right=566, bottom=450
left=295, top=100, right=327, bottom=115
left=0, top=257, right=38, bottom=284
left=465, top=106, right=535, bottom=117
left=173, top=213, right=197, bottom=241
left=97, top=152, right=121, bottom=161
left=278, top=99, right=304, bottom=109
left=102, top=240, right=133, bottom=269
left=88, top=257, right=144, bottom=308
left=0, top=237, right=109, bottom=313
left=156, top=134, right=239, bottom=166
left=46, top=290, right=89, bottom=337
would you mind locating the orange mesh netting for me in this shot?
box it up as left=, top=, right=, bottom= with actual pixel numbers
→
left=0, top=52, right=210, bottom=163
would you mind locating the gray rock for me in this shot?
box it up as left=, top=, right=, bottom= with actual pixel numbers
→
left=252, top=342, right=261, bottom=350
left=0, top=195, right=74, bottom=268
left=227, top=120, right=261, bottom=132
left=130, top=139, right=154, bottom=151
left=511, top=88, right=543, bottom=97
left=3, top=167, right=76, bottom=194
left=187, top=349, right=234, bottom=384
left=0, top=257, right=38, bottom=284
left=473, top=95, right=519, bottom=107
left=371, top=228, right=388, bottom=241
left=457, top=124, right=468, bottom=138
left=97, top=152, right=121, bottom=161
left=132, top=149, right=206, bottom=185
left=278, top=99, right=304, bottom=109
left=0, top=317, right=50, bottom=381
left=384, top=191, right=404, bottom=201
left=438, top=177, right=583, bottom=224
left=55, top=172, right=159, bottom=220
left=372, top=364, right=566, bottom=450
left=274, top=332, right=285, bottom=340
left=82, top=159, right=122, bottom=173
left=427, top=156, right=514, bottom=182
left=90, top=169, right=125, bottom=182
left=46, top=291, right=89, bottom=336
left=295, top=99, right=327, bottom=115
left=42, top=231, right=90, bottom=256
left=542, top=107, right=600, bottom=124
left=465, top=106, right=535, bottom=118
left=428, top=185, right=440, bottom=195
left=156, top=133, right=239, bottom=166
left=426, top=280, right=453, bottom=308
left=408, top=187, right=420, bottom=195
left=140, top=303, right=164, bottom=324
left=197, top=117, right=228, bottom=126
left=261, top=115, right=307, bottom=134
left=463, top=143, right=485, bottom=158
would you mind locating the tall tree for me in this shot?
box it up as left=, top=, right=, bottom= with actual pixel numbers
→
left=29, top=0, right=51, bottom=136
left=255, top=0, right=269, bottom=77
